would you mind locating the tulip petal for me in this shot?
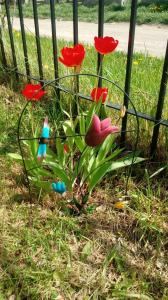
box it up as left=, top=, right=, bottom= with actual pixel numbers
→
left=59, top=44, right=85, bottom=67
left=85, top=115, right=119, bottom=147
left=100, top=118, right=111, bottom=130
left=102, top=125, right=119, bottom=135
left=109, top=126, right=120, bottom=133
left=90, top=87, right=108, bottom=103
left=22, top=83, right=46, bottom=101
left=94, top=36, right=119, bottom=55
left=91, top=115, right=101, bottom=132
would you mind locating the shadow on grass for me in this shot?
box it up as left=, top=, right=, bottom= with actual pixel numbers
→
left=79, top=204, right=166, bottom=249
left=9, top=191, right=31, bottom=204
left=0, top=134, right=19, bottom=155
left=79, top=207, right=167, bottom=297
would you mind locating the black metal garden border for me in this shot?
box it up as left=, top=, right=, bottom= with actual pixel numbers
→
left=0, top=0, right=168, bottom=157
left=17, top=73, right=140, bottom=197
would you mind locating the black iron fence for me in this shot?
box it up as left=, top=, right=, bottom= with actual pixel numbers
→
left=0, top=0, right=168, bottom=157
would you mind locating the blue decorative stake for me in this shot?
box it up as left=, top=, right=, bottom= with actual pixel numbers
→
left=52, top=181, right=67, bottom=195
left=37, top=117, right=50, bottom=160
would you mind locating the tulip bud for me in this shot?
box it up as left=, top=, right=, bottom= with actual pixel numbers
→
left=120, top=106, right=126, bottom=118
left=64, top=143, right=70, bottom=154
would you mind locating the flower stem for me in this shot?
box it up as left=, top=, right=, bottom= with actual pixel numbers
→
left=97, top=55, right=104, bottom=88
left=73, top=66, right=80, bottom=117
left=96, top=55, right=107, bottom=118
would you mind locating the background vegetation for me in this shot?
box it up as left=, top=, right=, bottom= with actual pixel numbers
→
left=8, top=0, right=168, bottom=24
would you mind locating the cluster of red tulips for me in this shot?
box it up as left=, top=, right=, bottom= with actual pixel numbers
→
left=22, top=36, right=118, bottom=102
left=22, top=36, right=119, bottom=148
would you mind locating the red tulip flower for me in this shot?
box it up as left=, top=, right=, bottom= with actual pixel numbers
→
left=91, top=87, right=108, bottom=103
left=59, top=44, right=86, bottom=67
left=22, top=84, right=46, bottom=101
left=85, top=115, right=119, bottom=147
left=64, top=143, right=70, bottom=153
left=94, top=36, right=119, bottom=55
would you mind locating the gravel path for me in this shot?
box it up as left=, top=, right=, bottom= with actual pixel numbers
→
left=12, top=18, right=168, bottom=57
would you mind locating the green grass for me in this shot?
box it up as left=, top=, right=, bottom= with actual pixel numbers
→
left=1, top=29, right=168, bottom=155
left=8, top=1, right=168, bottom=25
left=0, top=85, right=168, bottom=299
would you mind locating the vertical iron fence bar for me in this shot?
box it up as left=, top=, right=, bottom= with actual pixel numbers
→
left=17, top=0, right=31, bottom=81
left=4, top=0, right=19, bottom=80
left=121, top=0, right=137, bottom=146
left=73, top=0, right=79, bottom=116
left=50, top=0, right=60, bottom=99
left=0, top=25, right=7, bottom=68
left=150, top=41, right=168, bottom=157
left=32, top=0, right=43, bottom=82
left=97, top=0, right=104, bottom=87
left=73, top=0, right=78, bottom=45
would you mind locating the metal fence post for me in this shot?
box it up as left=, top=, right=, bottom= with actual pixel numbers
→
left=50, top=0, right=60, bottom=99
left=73, top=0, right=79, bottom=116
left=17, top=0, right=31, bottom=81
left=150, top=41, right=168, bottom=157
left=0, top=25, right=7, bottom=68
left=120, top=0, right=137, bottom=146
left=97, top=0, right=104, bottom=87
left=32, top=0, right=43, bottom=82
left=73, top=0, right=78, bottom=45
left=4, top=0, right=19, bottom=80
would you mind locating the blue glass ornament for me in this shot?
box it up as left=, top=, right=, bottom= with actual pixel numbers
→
left=37, top=117, right=50, bottom=160
left=52, top=181, right=67, bottom=194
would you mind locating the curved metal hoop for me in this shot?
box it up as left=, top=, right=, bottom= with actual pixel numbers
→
left=18, top=73, right=140, bottom=197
